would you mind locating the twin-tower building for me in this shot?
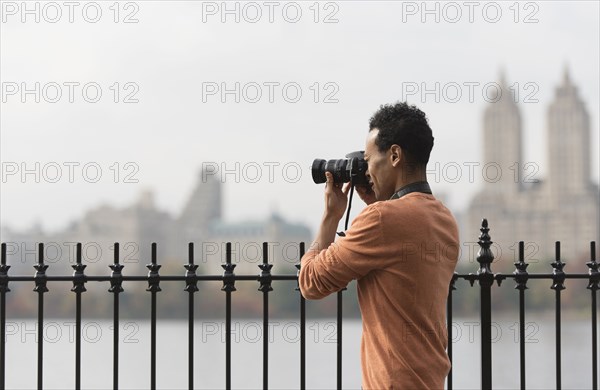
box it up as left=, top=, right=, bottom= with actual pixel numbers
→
left=467, top=70, right=599, bottom=262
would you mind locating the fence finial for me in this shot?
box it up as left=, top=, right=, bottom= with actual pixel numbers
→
left=514, top=241, right=529, bottom=290
left=71, top=243, right=87, bottom=293
left=476, top=218, right=494, bottom=279
left=146, top=243, right=162, bottom=293
left=222, top=242, right=237, bottom=292
left=184, top=242, right=199, bottom=293
left=109, top=242, right=124, bottom=293
left=551, top=241, right=566, bottom=291
left=33, top=243, right=49, bottom=293
left=587, top=242, right=598, bottom=291
left=258, top=242, right=273, bottom=292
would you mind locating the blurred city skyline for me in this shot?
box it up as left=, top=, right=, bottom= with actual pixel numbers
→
left=1, top=1, right=599, bottom=239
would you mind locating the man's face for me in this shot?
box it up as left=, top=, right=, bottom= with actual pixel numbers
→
left=364, top=129, right=396, bottom=201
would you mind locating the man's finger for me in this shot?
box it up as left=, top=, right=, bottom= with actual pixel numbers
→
left=342, top=183, right=351, bottom=195
left=324, top=172, right=333, bottom=191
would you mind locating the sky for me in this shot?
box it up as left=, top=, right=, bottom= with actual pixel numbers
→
left=1, top=0, right=599, bottom=238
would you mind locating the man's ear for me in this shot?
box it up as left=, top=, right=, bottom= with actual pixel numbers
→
left=390, top=144, right=402, bottom=167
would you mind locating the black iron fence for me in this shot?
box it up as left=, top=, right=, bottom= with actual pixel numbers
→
left=0, top=219, right=598, bottom=390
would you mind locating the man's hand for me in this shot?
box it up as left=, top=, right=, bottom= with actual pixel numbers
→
left=323, top=172, right=351, bottom=221
left=356, top=184, right=377, bottom=205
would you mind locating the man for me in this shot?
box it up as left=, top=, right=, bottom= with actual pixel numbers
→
left=298, top=102, right=459, bottom=389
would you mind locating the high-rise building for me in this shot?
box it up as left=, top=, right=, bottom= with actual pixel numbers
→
left=466, top=70, right=599, bottom=263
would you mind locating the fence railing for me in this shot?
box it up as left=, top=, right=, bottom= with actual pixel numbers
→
left=0, top=218, right=598, bottom=390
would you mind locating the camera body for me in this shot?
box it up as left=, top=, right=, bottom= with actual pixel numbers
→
left=311, top=151, right=369, bottom=186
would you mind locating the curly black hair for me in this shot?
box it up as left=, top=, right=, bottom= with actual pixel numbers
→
left=368, top=102, right=434, bottom=165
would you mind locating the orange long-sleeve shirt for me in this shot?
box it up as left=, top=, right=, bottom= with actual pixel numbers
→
left=299, top=192, right=459, bottom=389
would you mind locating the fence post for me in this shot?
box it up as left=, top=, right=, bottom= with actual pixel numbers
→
left=476, top=219, right=494, bottom=389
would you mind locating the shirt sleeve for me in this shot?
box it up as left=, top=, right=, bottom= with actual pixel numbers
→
left=298, top=203, right=385, bottom=300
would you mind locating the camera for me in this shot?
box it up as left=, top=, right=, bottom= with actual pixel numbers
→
left=311, top=151, right=369, bottom=186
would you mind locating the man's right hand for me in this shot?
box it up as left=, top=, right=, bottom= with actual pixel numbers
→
left=355, top=184, right=377, bottom=205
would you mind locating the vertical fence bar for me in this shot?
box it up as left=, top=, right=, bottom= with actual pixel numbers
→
left=71, top=243, right=87, bottom=390
left=34, top=243, right=48, bottom=390
left=587, top=241, right=598, bottom=390
left=295, top=242, right=306, bottom=390
left=222, top=242, right=236, bottom=390
left=476, top=219, right=494, bottom=389
left=259, top=242, right=273, bottom=390
left=551, top=241, right=565, bottom=390
left=146, top=243, right=161, bottom=390
left=446, top=273, right=457, bottom=390
left=184, top=243, right=199, bottom=390
left=0, top=243, right=9, bottom=390
left=514, top=241, right=529, bottom=390
left=109, top=243, right=124, bottom=390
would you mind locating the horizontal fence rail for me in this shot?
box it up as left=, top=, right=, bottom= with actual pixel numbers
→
left=0, top=219, right=598, bottom=390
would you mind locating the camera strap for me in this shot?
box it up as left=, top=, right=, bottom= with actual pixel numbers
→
left=389, top=181, right=432, bottom=200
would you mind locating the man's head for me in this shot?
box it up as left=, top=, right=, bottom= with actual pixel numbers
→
left=364, top=102, right=434, bottom=201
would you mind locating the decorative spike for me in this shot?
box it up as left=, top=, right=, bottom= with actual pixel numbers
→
left=477, top=219, right=494, bottom=265
left=513, top=241, right=529, bottom=291
left=71, top=243, right=87, bottom=293
left=551, top=241, right=566, bottom=291
left=476, top=219, right=495, bottom=287
left=146, top=243, right=162, bottom=293
left=109, top=242, right=124, bottom=293
left=184, top=242, right=199, bottom=293
left=587, top=242, right=598, bottom=291
left=33, top=243, right=49, bottom=293
left=221, top=242, right=237, bottom=292
left=258, top=242, right=273, bottom=293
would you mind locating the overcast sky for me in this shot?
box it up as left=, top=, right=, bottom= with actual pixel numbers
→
left=1, top=0, right=599, bottom=237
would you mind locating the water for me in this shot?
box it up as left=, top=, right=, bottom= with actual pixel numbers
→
left=3, top=316, right=596, bottom=389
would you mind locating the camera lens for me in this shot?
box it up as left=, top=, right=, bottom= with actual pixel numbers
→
left=312, top=158, right=352, bottom=184
left=327, top=159, right=351, bottom=183
left=311, top=159, right=327, bottom=184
